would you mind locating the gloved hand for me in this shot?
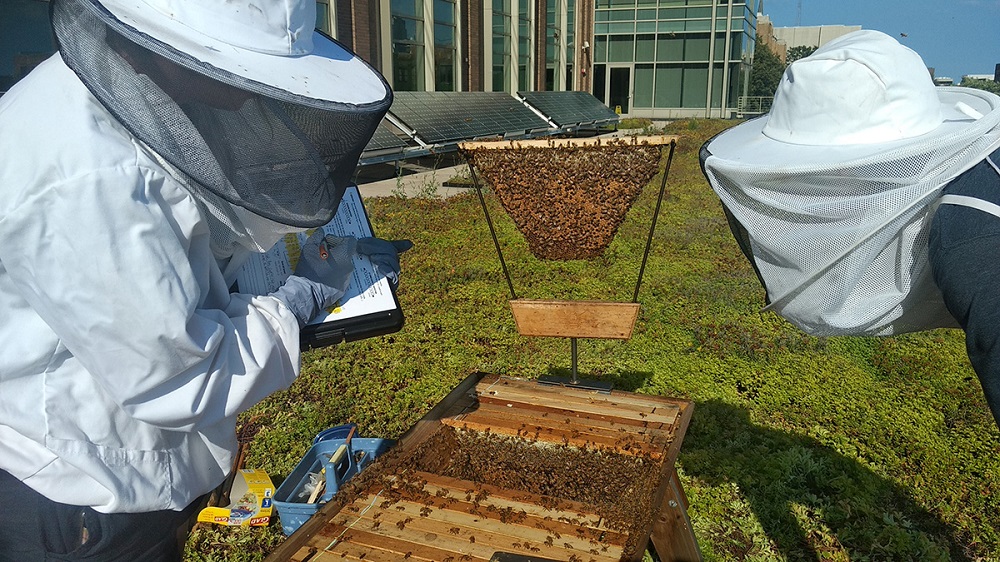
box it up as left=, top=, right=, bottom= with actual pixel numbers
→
left=270, top=232, right=357, bottom=326
left=296, top=232, right=357, bottom=292
left=356, top=237, right=414, bottom=286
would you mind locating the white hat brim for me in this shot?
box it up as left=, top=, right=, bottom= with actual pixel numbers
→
left=88, top=0, right=390, bottom=107
left=707, top=88, right=1000, bottom=169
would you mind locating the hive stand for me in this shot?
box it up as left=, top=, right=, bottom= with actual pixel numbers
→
left=459, top=136, right=678, bottom=393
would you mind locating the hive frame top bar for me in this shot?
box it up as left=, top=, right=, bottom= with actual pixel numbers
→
left=458, top=135, right=679, bottom=151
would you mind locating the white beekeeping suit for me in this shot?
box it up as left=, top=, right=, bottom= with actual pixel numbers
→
left=0, top=0, right=394, bottom=558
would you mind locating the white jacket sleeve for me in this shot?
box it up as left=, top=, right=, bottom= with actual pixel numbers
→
left=0, top=160, right=301, bottom=432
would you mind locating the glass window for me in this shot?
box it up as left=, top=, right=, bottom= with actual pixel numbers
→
left=392, top=0, right=425, bottom=91
left=686, top=7, right=711, bottom=17
left=435, top=0, right=455, bottom=24
left=608, top=35, right=634, bottom=62
left=636, top=8, right=657, bottom=19
left=658, top=7, right=683, bottom=19
left=316, top=1, right=331, bottom=35
left=594, top=35, right=608, bottom=63
left=567, top=0, right=576, bottom=65
left=608, top=9, right=636, bottom=20
left=685, top=19, right=711, bottom=32
left=518, top=0, right=531, bottom=90
left=658, top=20, right=684, bottom=32
left=633, top=63, right=654, bottom=107
left=435, top=23, right=455, bottom=47
left=393, top=43, right=424, bottom=91
left=714, top=35, right=728, bottom=61
left=609, top=22, right=635, bottom=33
left=435, top=0, right=457, bottom=90
left=685, top=35, right=710, bottom=60
left=711, top=62, right=724, bottom=105
left=637, top=21, right=656, bottom=32
left=592, top=64, right=607, bottom=102
left=392, top=0, right=421, bottom=17
left=391, top=16, right=422, bottom=42
left=492, top=0, right=514, bottom=92
left=435, top=44, right=455, bottom=90
left=681, top=65, right=708, bottom=107
left=635, top=34, right=655, bottom=62
left=654, top=65, right=682, bottom=106
left=656, top=34, right=683, bottom=61
left=1, top=0, right=57, bottom=92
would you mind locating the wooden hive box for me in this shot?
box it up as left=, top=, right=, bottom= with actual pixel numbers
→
left=265, top=373, right=698, bottom=562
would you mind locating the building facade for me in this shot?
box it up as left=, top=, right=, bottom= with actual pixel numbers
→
left=325, top=0, right=759, bottom=118
left=2, top=0, right=761, bottom=118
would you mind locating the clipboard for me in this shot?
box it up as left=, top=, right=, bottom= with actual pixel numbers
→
left=233, top=185, right=404, bottom=350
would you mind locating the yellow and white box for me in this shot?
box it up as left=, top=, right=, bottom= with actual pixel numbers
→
left=197, top=469, right=275, bottom=527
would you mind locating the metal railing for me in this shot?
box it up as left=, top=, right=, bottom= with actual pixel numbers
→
left=737, top=96, right=773, bottom=117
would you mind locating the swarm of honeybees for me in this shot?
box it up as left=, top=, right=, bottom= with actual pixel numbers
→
left=461, top=138, right=663, bottom=260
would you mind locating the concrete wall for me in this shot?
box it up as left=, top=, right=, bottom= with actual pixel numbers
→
left=773, top=24, right=861, bottom=50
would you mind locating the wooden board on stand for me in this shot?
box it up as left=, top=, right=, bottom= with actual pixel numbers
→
left=508, top=299, right=640, bottom=340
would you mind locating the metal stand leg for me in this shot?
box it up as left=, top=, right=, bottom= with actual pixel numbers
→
left=571, top=337, right=578, bottom=384
left=537, top=338, right=613, bottom=393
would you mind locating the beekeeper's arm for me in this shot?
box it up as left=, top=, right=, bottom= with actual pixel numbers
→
left=0, top=162, right=305, bottom=433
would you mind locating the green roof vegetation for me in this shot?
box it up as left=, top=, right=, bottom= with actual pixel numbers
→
left=185, top=119, right=1000, bottom=561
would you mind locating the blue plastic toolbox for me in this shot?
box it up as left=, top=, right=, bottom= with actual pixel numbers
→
left=272, top=428, right=394, bottom=536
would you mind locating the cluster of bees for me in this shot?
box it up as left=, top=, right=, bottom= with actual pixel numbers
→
left=461, top=140, right=663, bottom=260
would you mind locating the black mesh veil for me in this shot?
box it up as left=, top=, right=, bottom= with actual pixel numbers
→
left=51, top=0, right=392, bottom=229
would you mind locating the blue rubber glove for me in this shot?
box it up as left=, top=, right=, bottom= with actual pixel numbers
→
left=356, top=237, right=413, bottom=286
left=271, top=232, right=357, bottom=326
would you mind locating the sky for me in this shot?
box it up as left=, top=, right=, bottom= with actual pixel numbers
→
left=760, top=0, right=1000, bottom=82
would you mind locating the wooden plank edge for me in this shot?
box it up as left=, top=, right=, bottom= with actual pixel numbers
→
left=458, top=136, right=679, bottom=150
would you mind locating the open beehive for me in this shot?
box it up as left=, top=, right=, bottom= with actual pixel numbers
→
left=459, top=136, right=674, bottom=261
left=265, top=374, right=695, bottom=562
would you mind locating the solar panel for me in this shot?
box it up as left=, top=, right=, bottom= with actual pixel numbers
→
left=364, top=121, right=409, bottom=152
left=389, top=91, right=550, bottom=145
left=518, top=91, right=620, bottom=129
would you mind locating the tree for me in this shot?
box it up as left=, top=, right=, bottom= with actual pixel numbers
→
left=786, top=45, right=817, bottom=65
left=960, top=78, right=1000, bottom=95
left=748, top=33, right=784, bottom=97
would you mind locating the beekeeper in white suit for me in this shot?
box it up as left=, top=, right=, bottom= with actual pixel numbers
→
left=0, top=0, right=408, bottom=558
left=701, top=31, right=1000, bottom=426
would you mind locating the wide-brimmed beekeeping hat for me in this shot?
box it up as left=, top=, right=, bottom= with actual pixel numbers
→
left=83, top=0, right=388, bottom=105
left=52, top=0, right=393, bottom=238
left=705, top=30, right=999, bottom=164
left=701, top=30, right=1000, bottom=336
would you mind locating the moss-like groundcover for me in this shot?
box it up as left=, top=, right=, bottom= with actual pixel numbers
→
left=185, top=120, right=1000, bottom=562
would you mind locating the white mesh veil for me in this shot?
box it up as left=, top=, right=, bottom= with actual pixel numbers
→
left=51, top=0, right=391, bottom=233
left=703, top=88, right=1000, bottom=337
